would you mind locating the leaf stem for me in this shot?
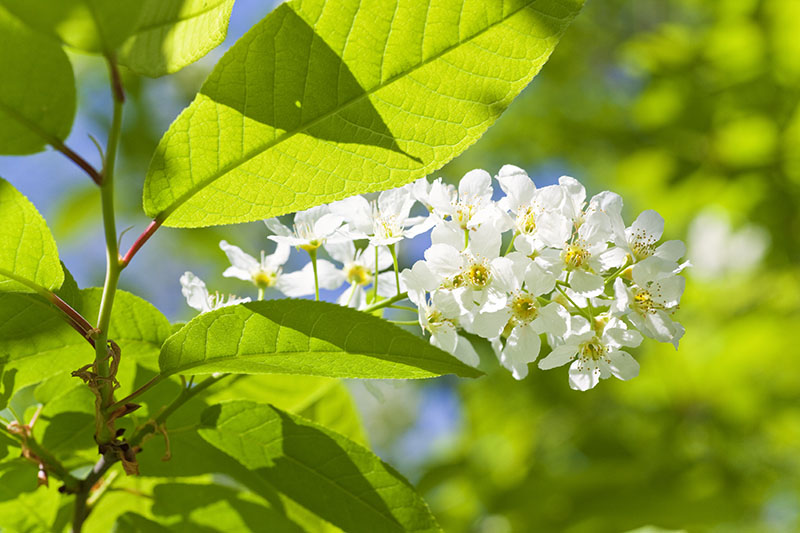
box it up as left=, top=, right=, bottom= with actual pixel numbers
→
left=51, top=140, right=103, bottom=186
left=104, top=374, right=166, bottom=414
left=0, top=267, right=95, bottom=346
left=372, top=245, right=379, bottom=303
left=362, top=291, right=409, bottom=314
left=119, top=219, right=162, bottom=268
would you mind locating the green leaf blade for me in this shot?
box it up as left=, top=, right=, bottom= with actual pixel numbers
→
left=199, top=400, right=442, bottom=533
left=144, top=0, right=584, bottom=227
left=159, top=299, right=481, bottom=379
left=118, top=0, right=235, bottom=77
left=1, top=0, right=143, bottom=54
left=0, top=7, right=76, bottom=155
left=0, top=178, right=63, bottom=292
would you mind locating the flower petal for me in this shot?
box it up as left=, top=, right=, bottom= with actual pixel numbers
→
left=607, top=350, right=639, bottom=381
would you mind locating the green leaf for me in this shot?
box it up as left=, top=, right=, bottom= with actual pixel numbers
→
left=143, top=0, right=584, bottom=227
left=0, top=289, right=171, bottom=398
left=206, top=374, right=369, bottom=445
left=0, top=7, right=76, bottom=155
left=1, top=0, right=143, bottom=54
left=159, top=300, right=481, bottom=379
left=200, top=400, right=441, bottom=533
left=0, top=464, right=62, bottom=532
left=118, top=0, right=235, bottom=77
left=0, top=178, right=63, bottom=293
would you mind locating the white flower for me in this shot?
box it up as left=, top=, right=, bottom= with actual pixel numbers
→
left=329, top=185, right=432, bottom=246
left=495, top=165, right=572, bottom=254
left=265, top=205, right=350, bottom=252
left=428, top=169, right=508, bottom=232
left=613, top=257, right=686, bottom=348
left=180, top=272, right=250, bottom=313
left=538, top=315, right=643, bottom=391
left=417, top=290, right=480, bottom=367
left=687, top=209, right=768, bottom=279
left=622, top=210, right=686, bottom=263
left=219, top=240, right=291, bottom=289
left=462, top=253, right=567, bottom=379
left=325, top=241, right=394, bottom=308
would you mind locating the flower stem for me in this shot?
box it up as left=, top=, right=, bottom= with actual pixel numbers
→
left=257, top=287, right=265, bottom=301
left=555, top=284, right=591, bottom=320
left=308, top=249, right=319, bottom=301
left=389, top=320, right=419, bottom=326
left=388, top=243, right=401, bottom=295
left=362, top=291, right=409, bottom=314
left=372, top=245, right=379, bottom=303
left=464, top=229, right=469, bottom=250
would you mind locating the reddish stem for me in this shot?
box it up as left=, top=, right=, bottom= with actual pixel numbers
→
left=52, top=141, right=103, bottom=186
left=120, top=219, right=161, bottom=268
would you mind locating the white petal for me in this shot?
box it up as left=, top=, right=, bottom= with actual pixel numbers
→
left=604, top=325, right=643, bottom=348
left=538, top=343, right=578, bottom=370
left=430, top=322, right=458, bottom=354
left=490, top=256, right=518, bottom=293
left=468, top=223, right=502, bottom=259
left=459, top=169, right=492, bottom=200
left=536, top=302, right=567, bottom=337
left=501, top=326, right=541, bottom=379
left=324, top=240, right=356, bottom=265
left=568, top=270, right=604, bottom=297
left=568, top=361, right=600, bottom=391
left=607, top=350, right=640, bottom=381
left=219, top=240, right=260, bottom=276
left=376, top=271, right=399, bottom=298
left=496, top=165, right=535, bottom=210
left=597, top=246, right=627, bottom=271
left=275, top=265, right=316, bottom=297
left=654, top=240, right=686, bottom=262
left=265, top=242, right=291, bottom=269
left=316, top=259, right=346, bottom=290
left=314, top=213, right=345, bottom=239
left=424, top=244, right=463, bottom=277
left=469, top=308, right=511, bottom=340
left=453, top=335, right=481, bottom=367
left=264, top=218, right=292, bottom=237
left=329, top=196, right=372, bottom=234
left=431, top=220, right=464, bottom=250
left=180, top=272, right=211, bottom=313
left=400, top=260, right=441, bottom=295
left=524, top=262, right=556, bottom=296
left=629, top=209, right=665, bottom=242
left=612, top=278, right=630, bottom=315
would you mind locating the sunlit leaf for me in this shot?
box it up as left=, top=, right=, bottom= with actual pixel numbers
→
left=143, top=0, right=584, bottom=227
left=1, top=0, right=142, bottom=54
left=159, top=300, right=481, bottom=379
left=0, top=178, right=63, bottom=292
left=118, top=0, right=235, bottom=77
left=199, top=400, right=441, bottom=533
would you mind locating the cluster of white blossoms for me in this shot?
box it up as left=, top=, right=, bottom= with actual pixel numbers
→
left=181, top=165, right=688, bottom=391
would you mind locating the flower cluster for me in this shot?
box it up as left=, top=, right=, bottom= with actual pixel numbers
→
left=180, top=165, right=688, bottom=391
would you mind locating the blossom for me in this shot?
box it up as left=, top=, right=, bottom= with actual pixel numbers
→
left=330, top=185, right=431, bottom=246
left=265, top=205, right=351, bottom=252
left=325, top=241, right=395, bottom=308
left=180, top=272, right=250, bottom=313
left=463, top=253, right=567, bottom=379
left=219, top=240, right=290, bottom=289
left=427, top=169, right=508, bottom=233
left=275, top=259, right=342, bottom=298
left=416, top=290, right=480, bottom=367
left=620, top=209, right=686, bottom=264
left=538, top=315, right=643, bottom=391
left=613, top=257, right=686, bottom=348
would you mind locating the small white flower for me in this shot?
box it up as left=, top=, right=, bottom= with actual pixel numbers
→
left=329, top=185, right=432, bottom=246
left=538, top=316, right=642, bottom=391
left=180, top=272, right=250, bottom=313
left=325, top=241, right=394, bottom=308
left=428, top=169, right=508, bottom=232
left=613, top=258, right=686, bottom=348
left=265, top=205, right=351, bottom=252
left=219, top=240, right=291, bottom=289
left=622, top=210, right=686, bottom=263
left=417, top=290, right=480, bottom=367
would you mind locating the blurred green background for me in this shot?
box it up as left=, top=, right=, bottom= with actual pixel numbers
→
left=2, top=0, right=799, bottom=531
